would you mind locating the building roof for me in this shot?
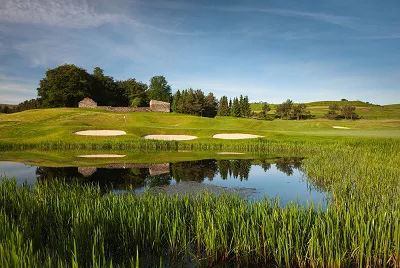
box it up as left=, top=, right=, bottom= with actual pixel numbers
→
left=79, top=98, right=97, bottom=104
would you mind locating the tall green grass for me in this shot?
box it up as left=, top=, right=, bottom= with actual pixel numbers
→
left=0, top=178, right=399, bottom=267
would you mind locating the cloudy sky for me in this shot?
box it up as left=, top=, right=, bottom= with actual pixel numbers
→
left=1, top=0, right=400, bottom=104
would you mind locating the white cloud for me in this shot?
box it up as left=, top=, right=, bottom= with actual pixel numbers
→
left=0, top=0, right=128, bottom=28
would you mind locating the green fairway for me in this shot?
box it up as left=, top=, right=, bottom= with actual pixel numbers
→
left=0, top=107, right=399, bottom=149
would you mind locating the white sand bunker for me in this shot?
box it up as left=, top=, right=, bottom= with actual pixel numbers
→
left=213, top=133, right=264, bottom=139
left=144, top=135, right=198, bottom=141
left=77, top=154, right=126, bottom=158
left=74, top=130, right=126, bottom=136
left=332, top=126, right=351, bottom=130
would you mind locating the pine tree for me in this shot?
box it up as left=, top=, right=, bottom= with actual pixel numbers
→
left=217, top=96, right=230, bottom=116
left=242, top=96, right=251, bottom=117
left=239, top=95, right=244, bottom=117
left=171, top=90, right=181, bottom=112
left=231, top=97, right=241, bottom=117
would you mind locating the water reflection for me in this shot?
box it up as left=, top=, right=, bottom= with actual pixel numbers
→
left=34, top=157, right=304, bottom=190
left=1, top=157, right=326, bottom=205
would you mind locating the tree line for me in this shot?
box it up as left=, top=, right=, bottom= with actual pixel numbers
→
left=217, top=95, right=251, bottom=118
left=171, top=89, right=218, bottom=117
left=37, top=64, right=172, bottom=108
left=1, top=63, right=358, bottom=120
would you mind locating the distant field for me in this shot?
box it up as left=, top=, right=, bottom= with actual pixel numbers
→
left=250, top=100, right=400, bottom=119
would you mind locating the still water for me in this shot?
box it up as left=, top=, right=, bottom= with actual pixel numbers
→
left=0, top=158, right=327, bottom=206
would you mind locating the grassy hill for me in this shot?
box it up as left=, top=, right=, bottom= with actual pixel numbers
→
left=250, top=100, right=400, bottom=119
left=0, top=107, right=399, bottom=148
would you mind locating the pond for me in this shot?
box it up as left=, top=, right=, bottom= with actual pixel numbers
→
left=0, top=156, right=327, bottom=206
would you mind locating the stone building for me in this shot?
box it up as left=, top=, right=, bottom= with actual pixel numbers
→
left=78, top=98, right=97, bottom=108
left=150, top=100, right=170, bottom=113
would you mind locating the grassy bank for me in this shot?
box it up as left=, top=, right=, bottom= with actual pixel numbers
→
left=0, top=108, right=399, bottom=150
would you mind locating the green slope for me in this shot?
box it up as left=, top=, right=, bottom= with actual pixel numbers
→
left=250, top=100, right=400, bottom=119
left=0, top=107, right=399, bottom=147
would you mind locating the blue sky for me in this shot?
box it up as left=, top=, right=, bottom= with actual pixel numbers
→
left=1, top=0, right=399, bottom=104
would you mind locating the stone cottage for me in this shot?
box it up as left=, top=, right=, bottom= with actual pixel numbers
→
left=150, top=100, right=170, bottom=113
left=78, top=98, right=97, bottom=108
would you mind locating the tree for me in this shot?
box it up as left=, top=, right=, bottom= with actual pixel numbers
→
left=326, top=103, right=340, bottom=119
left=171, top=90, right=181, bottom=112
left=231, top=97, right=241, bottom=117
left=147, top=76, right=172, bottom=102
left=276, top=99, right=293, bottom=119
left=117, top=79, right=148, bottom=107
left=242, top=96, right=251, bottom=117
left=204, top=92, right=218, bottom=118
left=341, top=105, right=357, bottom=120
left=217, top=96, right=230, bottom=116
left=292, top=103, right=307, bottom=120
left=262, top=102, right=271, bottom=118
left=37, top=64, right=95, bottom=107
left=194, top=89, right=205, bottom=116
left=1, top=106, right=11, bottom=114
left=183, top=89, right=199, bottom=115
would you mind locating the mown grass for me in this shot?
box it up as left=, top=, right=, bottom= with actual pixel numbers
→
left=0, top=108, right=399, bottom=150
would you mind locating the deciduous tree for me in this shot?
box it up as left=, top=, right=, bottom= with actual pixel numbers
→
left=147, top=76, right=172, bottom=102
left=37, top=64, right=95, bottom=107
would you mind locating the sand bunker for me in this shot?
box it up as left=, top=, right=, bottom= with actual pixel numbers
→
left=74, top=130, right=126, bottom=136
left=143, top=135, right=198, bottom=141
left=77, top=154, right=126, bottom=158
left=213, top=133, right=264, bottom=139
left=332, top=126, right=351, bottom=130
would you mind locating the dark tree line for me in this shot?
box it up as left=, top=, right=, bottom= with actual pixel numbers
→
left=0, top=98, right=42, bottom=114
left=217, top=95, right=251, bottom=118
left=36, top=64, right=171, bottom=108
left=171, top=89, right=218, bottom=117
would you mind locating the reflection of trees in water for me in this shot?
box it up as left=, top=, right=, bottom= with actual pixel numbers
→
left=275, top=158, right=304, bottom=176
left=217, top=160, right=252, bottom=181
left=171, top=160, right=218, bottom=182
left=145, top=173, right=172, bottom=188
left=35, top=157, right=305, bottom=191
left=36, top=167, right=82, bottom=181
left=36, top=167, right=150, bottom=190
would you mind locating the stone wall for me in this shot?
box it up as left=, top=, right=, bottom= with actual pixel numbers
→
left=150, top=100, right=170, bottom=113
left=78, top=98, right=170, bottom=113
left=96, top=106, right=151, bottom=112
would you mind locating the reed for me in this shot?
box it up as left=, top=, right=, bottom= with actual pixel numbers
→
left=1, top=176, right=399, bottom=267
